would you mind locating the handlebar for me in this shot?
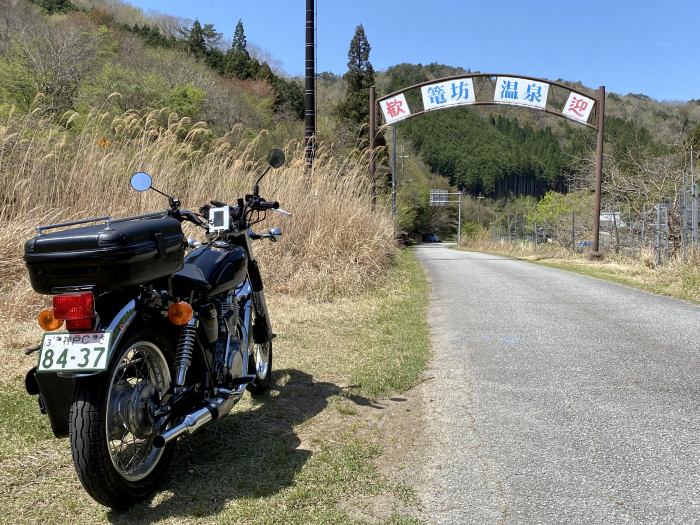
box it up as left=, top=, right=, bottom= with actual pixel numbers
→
left=253, top=199, right=279, bottom=211
left=170, top=208, right=207, bottom=228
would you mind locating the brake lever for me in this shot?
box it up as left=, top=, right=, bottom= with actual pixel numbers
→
left=271, top=208, right=292, bottom=217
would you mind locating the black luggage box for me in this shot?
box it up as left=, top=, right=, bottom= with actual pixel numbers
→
left=24, top=214, right=185, bottom=295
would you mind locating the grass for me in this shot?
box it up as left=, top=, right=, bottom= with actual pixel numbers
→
left=0, top=101, right=428, bottom=523
left=458, top=238, right=700, bottom=304
left=533, top=258, right=700, bottom=303
left=0, top=106, right=397, bottom=321
left=350, top=251, right=431, bottom=398
left=0, top=249, right=430, bottom=525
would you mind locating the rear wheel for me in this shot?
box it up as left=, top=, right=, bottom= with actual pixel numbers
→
left=69, top=330, right=174, bottom=509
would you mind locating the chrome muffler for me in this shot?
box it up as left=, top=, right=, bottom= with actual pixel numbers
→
left=153, top=389, right=241, bottom=448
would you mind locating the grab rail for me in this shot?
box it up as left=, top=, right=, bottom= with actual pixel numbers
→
left=35, top=212, right=169, bottom=235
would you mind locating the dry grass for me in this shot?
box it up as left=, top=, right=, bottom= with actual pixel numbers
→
left=0, top=105, right=426, bottom=524
left=0, top=106, right=396, bottom=320
left=459, top=237, right=700, bottom=303
left=0, top=249, right=428, bottom=525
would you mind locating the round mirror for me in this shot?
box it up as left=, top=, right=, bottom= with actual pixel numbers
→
left=130, top=172, right=152, bottom=192
left=267, top=149, right=285, bottom=169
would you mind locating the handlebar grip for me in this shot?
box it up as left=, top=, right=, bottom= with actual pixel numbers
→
left=257, top=200, right=279, bottom=210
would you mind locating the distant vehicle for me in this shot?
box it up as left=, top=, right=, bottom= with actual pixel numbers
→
left=577, top=240, right=593, bottom=252
left=422, top=233, right=442, bottom=243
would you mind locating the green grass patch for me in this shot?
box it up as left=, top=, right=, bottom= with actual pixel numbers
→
left=0, top=379, right=53, bottom=458
left=350, top=249, right=431, bottom=398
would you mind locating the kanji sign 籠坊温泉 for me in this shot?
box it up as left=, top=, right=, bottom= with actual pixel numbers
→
left=562, top=92, right=595, bottom=123
left=493, top=76, right=549, bottom=110
left=380, top=94, right=411, bottom=124
left=421, top=79, right=476, bottom=112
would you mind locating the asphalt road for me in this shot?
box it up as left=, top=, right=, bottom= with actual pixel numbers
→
left=414, top=244, right=699, bottom=524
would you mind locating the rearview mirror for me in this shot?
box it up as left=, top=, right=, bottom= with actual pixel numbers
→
left=267, top=149, right=285, bottom=169
left=268, top=227, right=282, bottom=242
left=130, top=172, right=152, bottom=192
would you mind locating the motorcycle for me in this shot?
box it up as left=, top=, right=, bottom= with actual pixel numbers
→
left=23, top=149, right=289, bottom=509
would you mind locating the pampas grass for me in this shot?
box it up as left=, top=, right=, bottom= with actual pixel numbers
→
left=0, top=107, right=396, bottom=320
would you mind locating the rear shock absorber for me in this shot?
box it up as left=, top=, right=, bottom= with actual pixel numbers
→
left=175, top=318, right=199, bottom=390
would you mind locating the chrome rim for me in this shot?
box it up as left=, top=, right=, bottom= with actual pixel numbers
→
left=105, top=341, right=170, bottom=482
left=253, top=341, right=270, bottom=380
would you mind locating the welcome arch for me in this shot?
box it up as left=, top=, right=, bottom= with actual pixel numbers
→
left=368, top=73, right=606, bottom=252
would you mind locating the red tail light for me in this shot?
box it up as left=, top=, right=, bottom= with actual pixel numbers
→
left=66, top=318, right=94, bottom=331
left=53, top=292, right=95, bottom=331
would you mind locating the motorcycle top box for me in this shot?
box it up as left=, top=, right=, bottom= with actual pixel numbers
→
left=24, top=214, right=185, bottom=294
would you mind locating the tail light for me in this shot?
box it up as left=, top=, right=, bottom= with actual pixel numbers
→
left=53, top=292, right=95, bottom=331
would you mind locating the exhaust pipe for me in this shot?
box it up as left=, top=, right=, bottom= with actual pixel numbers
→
left=153, top=390, right=240, bottom=449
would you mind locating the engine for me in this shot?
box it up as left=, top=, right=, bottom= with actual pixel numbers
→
left=212, top=293, right=246, bottom=386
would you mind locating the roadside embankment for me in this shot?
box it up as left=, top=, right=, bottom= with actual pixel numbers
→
left=459, top=239, right=700, bottom=304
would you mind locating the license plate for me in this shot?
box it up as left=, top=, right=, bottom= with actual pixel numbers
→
left=38, top=332, right=112, bottom=373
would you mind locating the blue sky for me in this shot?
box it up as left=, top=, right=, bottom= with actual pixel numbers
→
left=128, top=0, right=698, bottom=102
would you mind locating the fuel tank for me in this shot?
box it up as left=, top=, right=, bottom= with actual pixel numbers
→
left=185, top=245, right=248, bottom=296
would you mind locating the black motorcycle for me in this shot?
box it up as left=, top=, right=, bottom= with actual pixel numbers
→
left=23, top=149, right=289, bottom=509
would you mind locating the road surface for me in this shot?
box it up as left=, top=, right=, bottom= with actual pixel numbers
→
left=414, top=244, right=699, bottom=524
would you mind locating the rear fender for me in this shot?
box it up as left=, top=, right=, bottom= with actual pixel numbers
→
left=25, top=299, right=138, bottom=438
left=54, top=299, right=138, bottom=380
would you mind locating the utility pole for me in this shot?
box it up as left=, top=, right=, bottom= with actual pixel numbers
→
left=458, top=192, right=463, bottom=245
left=592, top=85, right=606, bottom=254
left=692, top=144, right=698, bottom=245
left=369, top=86, right=376, bottom=210
left=399, top=144, right=409, bottom=177
left=304, top=0, right=316, bottom=171
left=641, top=204, right=646, bottom=253
left=477, top=193, right=485, bottom=225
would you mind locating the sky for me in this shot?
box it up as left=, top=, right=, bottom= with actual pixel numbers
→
left=128, top=0, right=699, bottom=102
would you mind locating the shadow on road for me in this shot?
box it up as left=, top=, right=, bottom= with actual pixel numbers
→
left=108, top=369, right=376, bottom=523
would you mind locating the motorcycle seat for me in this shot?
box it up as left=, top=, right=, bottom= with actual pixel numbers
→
left=172, top=263, right=212, bottom=292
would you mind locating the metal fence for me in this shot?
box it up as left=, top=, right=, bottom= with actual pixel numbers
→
left=487, top=182, right=700, bottom=265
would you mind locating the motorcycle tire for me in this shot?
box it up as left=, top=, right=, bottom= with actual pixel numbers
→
left=69, top=329, right=175, bottom=509
left=247, top=340, right=272, bottom=396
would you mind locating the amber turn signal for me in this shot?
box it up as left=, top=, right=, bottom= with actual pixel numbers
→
left=168, top=302, right=193, bottom=326
left=38, top=309, right=63, bottom=331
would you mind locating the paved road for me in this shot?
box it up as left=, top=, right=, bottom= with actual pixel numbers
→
left=414, top=245, right=699, bottom=524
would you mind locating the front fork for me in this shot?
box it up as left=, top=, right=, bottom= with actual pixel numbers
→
left=247, top=258, right=274, bottom=343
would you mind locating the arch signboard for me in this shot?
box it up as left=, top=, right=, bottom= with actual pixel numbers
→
left=368, top=74, right=606, bottom=252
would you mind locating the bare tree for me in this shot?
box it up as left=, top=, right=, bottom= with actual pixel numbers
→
left=4, top=18, right=106, bottom=111
left=0, top=0, right=43, bottom=52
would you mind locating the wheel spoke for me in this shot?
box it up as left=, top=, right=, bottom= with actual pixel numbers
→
left=105, top=340, right=171, bottom=482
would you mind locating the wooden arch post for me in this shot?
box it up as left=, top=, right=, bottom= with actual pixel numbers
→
left=592, top=85, right=606, bottom=254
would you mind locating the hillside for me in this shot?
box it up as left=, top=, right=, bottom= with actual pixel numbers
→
left=0, top=0, right=303, bottom=144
